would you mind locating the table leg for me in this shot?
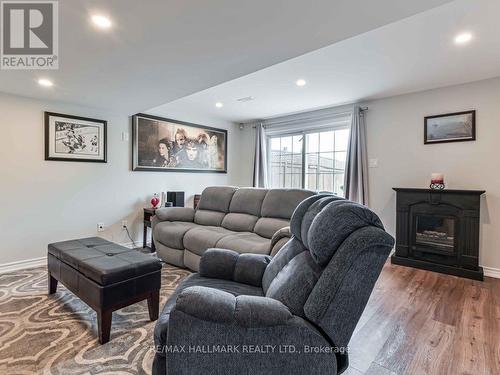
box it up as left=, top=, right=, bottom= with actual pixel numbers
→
left=147, top=290, right=160, bottom=321
left=143, top=223, right=147, bottom=248
left=97, top=309, right=112, bottom=344
left=48, top=273, right=58, bottom=294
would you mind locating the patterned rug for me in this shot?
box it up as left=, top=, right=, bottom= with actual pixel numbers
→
left=0, top=264, right=191, bottom=375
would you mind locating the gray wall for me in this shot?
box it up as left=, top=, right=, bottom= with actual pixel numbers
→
left=3, top=76, right=499, bottom=274
left=366, top=77, right=500, bottom=273
left=238, top=77, right=500, bottom=274
left=0, top=92, right=247, bottom=266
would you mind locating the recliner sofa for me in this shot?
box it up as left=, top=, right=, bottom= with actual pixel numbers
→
left=152, top=186, right=315, bottom=271
left=152, top=194, right=395, bottom=374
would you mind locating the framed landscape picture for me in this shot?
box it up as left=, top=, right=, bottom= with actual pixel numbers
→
left=45, top=112, right=107, bottom=162
left=424, top=110, right=476, bottom=144
left=132, top=113, right=227, bottom=173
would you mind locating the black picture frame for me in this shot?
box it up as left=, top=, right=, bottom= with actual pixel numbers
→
left=44, top=112, right=107, bottom=163
left=132, top=113, right=228, bottom=173
left=424, top=110, right=476, bottom=145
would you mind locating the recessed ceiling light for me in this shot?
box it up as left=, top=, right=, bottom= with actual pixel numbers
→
left=91, top=15, right=112, bottom=29
left=38, top=78, right=53, bottom=87
left=296, top=79, right=307, bottom=87
left=454, top=32, right=472, bottom=45
left=215, top=102, right=223, bottom=108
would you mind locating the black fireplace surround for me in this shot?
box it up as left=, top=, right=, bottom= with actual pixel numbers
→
left=392, top=188, right=485, bottom=280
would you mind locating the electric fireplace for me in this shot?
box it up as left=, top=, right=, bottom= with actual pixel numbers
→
left=392, top=188, right=485, bottom=280
left=415, top=215, right=455, bottom=251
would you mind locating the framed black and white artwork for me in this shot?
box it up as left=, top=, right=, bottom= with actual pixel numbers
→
left=132, top=113, right=227, bottom=173
left=44, top=112, right=107, bottom=162
left=424, top=110, right=476, bottom=144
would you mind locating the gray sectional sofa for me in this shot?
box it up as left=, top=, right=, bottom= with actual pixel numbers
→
left=152, top=186, right=315, bottom=271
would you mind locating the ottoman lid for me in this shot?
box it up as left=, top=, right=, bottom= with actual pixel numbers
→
left=48, top=237, right=162, bottom=286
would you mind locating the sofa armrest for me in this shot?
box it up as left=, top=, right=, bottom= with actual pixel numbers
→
left=270, top=226, right=291, bottom=249
left=269, top=226, right=291, bottom=256
left=199, top=248, right=270, bottom=287
left=154, top=207, right=195, bottom=222
left=174, top=286, right=293, bottom=327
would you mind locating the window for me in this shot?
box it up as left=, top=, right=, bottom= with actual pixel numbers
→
left=269, top=128, right=349, bottom=196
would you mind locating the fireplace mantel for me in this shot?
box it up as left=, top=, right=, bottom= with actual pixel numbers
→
left=391, top=187, right=485, bottom=280
left=393, top=187, right=485, bottom=195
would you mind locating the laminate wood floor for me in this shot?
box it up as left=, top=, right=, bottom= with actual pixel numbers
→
left=345, top=262, right=500, bottom=375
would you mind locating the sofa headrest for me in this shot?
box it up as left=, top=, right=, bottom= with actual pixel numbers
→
left=290, top=194, right=344, bottom=245
left=198, top=186, right=238, bottom=213
left=261, top=189, right=316, bottom=219
left=229, top=188, right=268, bottom=216
left=303, top=198, right=384, bottom=266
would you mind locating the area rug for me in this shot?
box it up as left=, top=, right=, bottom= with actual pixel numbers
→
left=0, top=264, right=191, bottom=375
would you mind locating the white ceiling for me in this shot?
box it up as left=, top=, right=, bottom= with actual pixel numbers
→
left=0, top=0, right=453, bottom=114
left=150, top=0, right=500, bottom=123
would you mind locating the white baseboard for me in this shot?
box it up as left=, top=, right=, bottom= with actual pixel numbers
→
left=482, top=266, right=500, bottom=279
left=0, top=257, right=46, bottom=274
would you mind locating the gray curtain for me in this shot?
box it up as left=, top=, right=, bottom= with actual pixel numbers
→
left=253, top=123, right=268, bottom=188
left=344, top=105, right=368, bottom=205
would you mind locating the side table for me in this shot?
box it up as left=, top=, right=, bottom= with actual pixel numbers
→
left=143, top=208, right=156, bottom=252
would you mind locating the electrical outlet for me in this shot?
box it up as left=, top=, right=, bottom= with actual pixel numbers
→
left=121, top=220, right=128, bottom=229
left=97, top=223, right=105, bottom=232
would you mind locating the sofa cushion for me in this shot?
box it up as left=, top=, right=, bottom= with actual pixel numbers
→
left=154, top=273, right=263, bottom=358
left=184, top=250, right=202, bottom=272
left=265, top=249, right=322, bottom=317
left=228, top=188, right=268, bottom=216
left=221, top=213, right=258, bottom=232
left=308, top=200, right=384, bottom=266
left=217, top=232, right=271, bottom=254
left=262, top=237, right=308, bottom=293
left=194, top=210, right=226, bottom=226
left=154, top=221, right=198, bottom=250
left=155, top=207, right=195, bottom=222
left=198, top=186, right=238, bottom=212
left=253, top=217, right=290, bottom=239
left=183, top=226, right=234, bottom=256
left=261, top=189, right=315, bottom=219
left=155, top=242, right=184, bottom=268
left=199, top=248, right=271, bottom=287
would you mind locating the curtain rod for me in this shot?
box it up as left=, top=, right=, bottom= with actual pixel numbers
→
left=247, top=106, right=368, bottom=128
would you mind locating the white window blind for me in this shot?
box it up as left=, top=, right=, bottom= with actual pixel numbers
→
left=264, top=106, right=352, bottom=195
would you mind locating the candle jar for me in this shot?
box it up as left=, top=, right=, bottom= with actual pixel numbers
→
left=430, top=173, right=445, bottom=190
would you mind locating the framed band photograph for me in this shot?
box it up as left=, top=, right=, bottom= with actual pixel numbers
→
left=44, top=112, right=107, bottom=162
left=132, top=113, right=227, bottom=173
left=424, top=110, right=476, bottom=144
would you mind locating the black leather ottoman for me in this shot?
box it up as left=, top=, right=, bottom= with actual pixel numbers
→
left=47, top=237, right=162, bottom=344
